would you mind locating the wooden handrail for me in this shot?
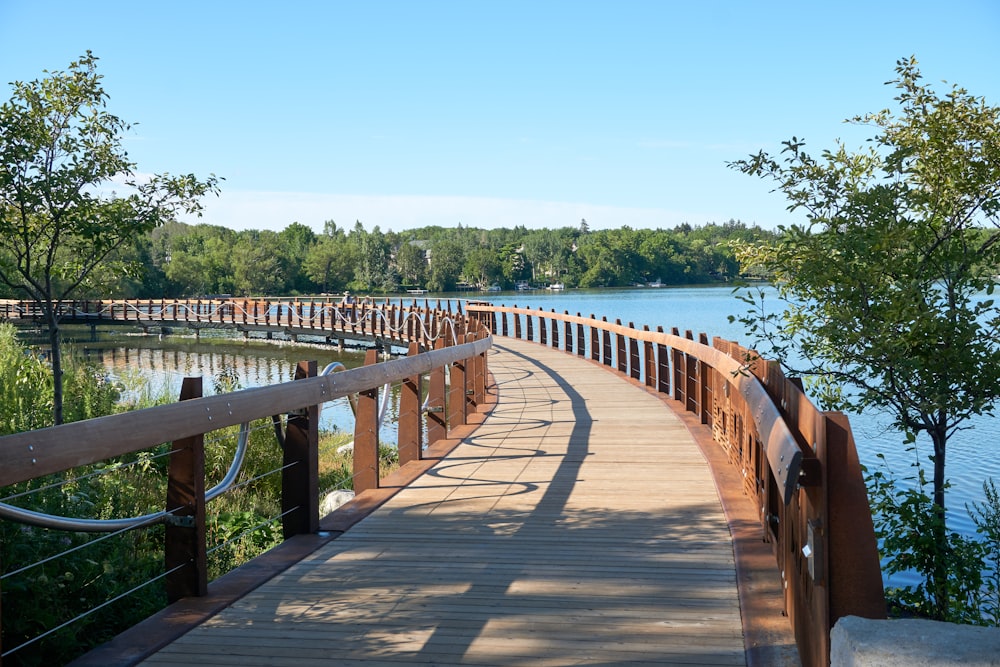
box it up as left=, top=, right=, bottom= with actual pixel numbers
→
left=0, top=335, right=492, bottom=488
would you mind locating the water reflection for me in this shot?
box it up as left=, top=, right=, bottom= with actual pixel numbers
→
left=66, top=326, right=395, bottom=438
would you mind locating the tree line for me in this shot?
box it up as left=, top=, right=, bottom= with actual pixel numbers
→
left=29, top=218, right=776, bottom=299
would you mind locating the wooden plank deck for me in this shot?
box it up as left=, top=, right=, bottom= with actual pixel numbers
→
left=140, top=338, right=747, bottom=666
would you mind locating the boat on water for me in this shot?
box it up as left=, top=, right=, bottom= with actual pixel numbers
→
left=547, top=282, right=565, bottom=291
left=647, top=279, right=664, bottom=288
left=515, top=281, right=533, bottom=291
left=484, top=283, right=502, bottom=292
left=406, top=288, right=429, bottom=294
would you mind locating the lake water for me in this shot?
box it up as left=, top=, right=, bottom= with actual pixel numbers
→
left=65, top=285, right=1000, bottom=588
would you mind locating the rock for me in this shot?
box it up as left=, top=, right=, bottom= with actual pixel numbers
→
left=320, top=489, right=356, bottom=516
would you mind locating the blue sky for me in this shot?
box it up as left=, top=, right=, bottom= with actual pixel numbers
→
left=2, top=1, right=998, bottom=233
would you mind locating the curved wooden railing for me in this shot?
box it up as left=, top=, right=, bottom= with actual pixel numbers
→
left=0, top=304, right=491, bottom=665
left=466, top=303, right=886, bottom=667
left=0, top=297, right=470, bottom=348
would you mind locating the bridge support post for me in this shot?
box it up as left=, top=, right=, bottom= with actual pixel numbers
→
left=165, top=377, right=208, bottom=602
left=282, top=361, right=319, bottom=538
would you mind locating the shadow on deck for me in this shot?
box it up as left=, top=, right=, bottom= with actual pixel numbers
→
left=72, top=340, right=798, bottom=667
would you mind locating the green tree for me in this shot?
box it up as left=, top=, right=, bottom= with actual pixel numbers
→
left=305, top=220, right=356, bottom=294
left=278, top=222, right=317, bottom=293
left=395, top=239, right=428, bottom=288
left=231, top=230, right=287, bottom=295
left=463, top=246, right=502, bottom=288
left=730, top=57, right=1000, bottom=620
left=426, top=239, right=464, bottom=292
left=0, top=52, right=219, bottom=423
left=350, top=222, right=396, bottom=292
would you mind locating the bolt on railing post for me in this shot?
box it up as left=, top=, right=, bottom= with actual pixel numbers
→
left=282, top=360, right=319, bottom=538
left=165, top=377, right=208, bottom=602
left=353, top=349, right=380, bottom=493
left=398, top=342, right=423, bottom=465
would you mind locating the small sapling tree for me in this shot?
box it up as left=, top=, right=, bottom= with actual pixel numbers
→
left=729, top=57, right=1000, bottom=620
left=0, top=52, right=220, bottom=424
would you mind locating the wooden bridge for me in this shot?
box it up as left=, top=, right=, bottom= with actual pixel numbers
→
left=0, top=299, right=886, bottom=666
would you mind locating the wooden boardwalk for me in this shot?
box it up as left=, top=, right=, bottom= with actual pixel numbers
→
left=140, top=338, right=747, bottom=666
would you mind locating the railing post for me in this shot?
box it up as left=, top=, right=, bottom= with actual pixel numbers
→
left=628, top=322, right=640, bottom=380
left=539, top=312, right=547, bottom=346
left=514, top=307, right=522, bottom=339
left=474, top=331, right=487, bottom=408
left=398, top=342, right=423, bottom=465
left=684, top=330, right=698, bottom=414
left=698, top=332, right=712, bottom=426
left=826, top=412, right=887, bottom=624
left=449, top=336, right=468, bottom=429
left=590, top=315, right=600, bottom=362
left=643, top=325, right=655, bottom=388
left=576, top=313, right=585, bottom=357
left=353, top=349, right=380, bottom=493
left=601, top=317, right=612, bottom=366
left=656, top=326, right=670, bottom=395
left=615, top=319, right=627, bottom=375
left=282, top=360, right=319, bottom=538
left=165, top=377, right=207, bottom=602
left=426, top=338, right=447, bottom=446
left=550, top=310, right=558, bottom=349
left=672, top=327, right=684, bottom=402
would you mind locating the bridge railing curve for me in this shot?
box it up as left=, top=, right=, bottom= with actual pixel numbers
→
left=466, top=302, right=886, bottom=667
left=0, top=302, right=490, bottom=665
